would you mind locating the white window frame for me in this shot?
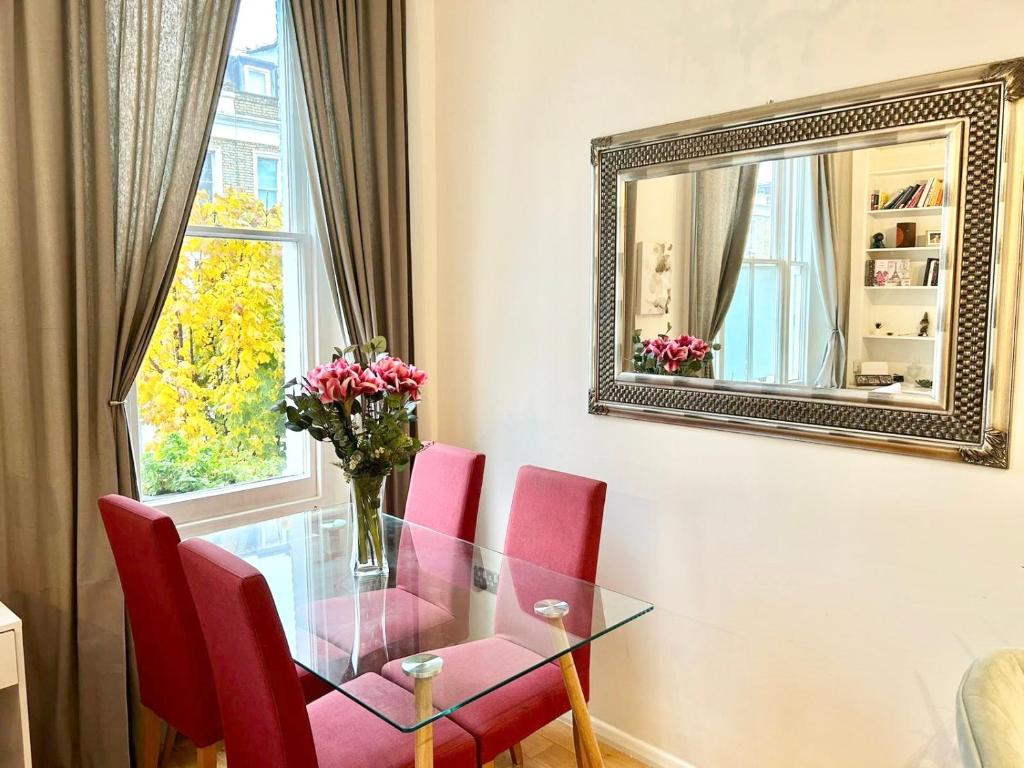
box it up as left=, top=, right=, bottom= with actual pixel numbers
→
left=242, top=64, right=272, bottom=96
left=254, top=151, right=280, bottom=208
left=130, top=0, right=344, bottom=530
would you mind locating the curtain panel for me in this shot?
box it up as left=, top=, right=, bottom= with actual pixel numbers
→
left=289, top=0, right=414, bottom=513
left=0, top=1, right=236, bottom=764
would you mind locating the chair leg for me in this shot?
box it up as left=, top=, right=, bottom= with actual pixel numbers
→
left=141, top=707, right=162, bottom=768
left=509, top=743, right=525, bottom=767
left=196, top=744, right=219, bottom=768
left=159, top=725, right=177, bottom=767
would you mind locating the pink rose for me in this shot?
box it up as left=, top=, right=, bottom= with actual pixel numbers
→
left=306, top=359, right=379, bottom=403
left=659, top=340, right=689, bottom=373
left=372, top=356, right=428, bottom=401
left=676, top=334, right=695, bottom=347
left=643, top=337, right=669, bottom=357
left=687, top=338, right=711, bottom=360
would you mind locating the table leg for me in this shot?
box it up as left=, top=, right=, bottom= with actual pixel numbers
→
left=413, top=676, right=435, bottom=768
left=401, top=653, right=444, bottom=768
left=534, top=600, right=603, bottom=768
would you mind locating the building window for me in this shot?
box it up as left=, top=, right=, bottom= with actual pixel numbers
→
left=197, top=150, right=220, bottom=200
left=242, top=64, right=272, bottom=96
left=134, top=0, right=339, bottom=525
left=256, top=155, right=279, bottom=208
left=720, top=158, right=817, bottom=385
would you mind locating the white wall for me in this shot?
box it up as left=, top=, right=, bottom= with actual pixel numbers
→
left=406, top=3, right=1024, bottom=766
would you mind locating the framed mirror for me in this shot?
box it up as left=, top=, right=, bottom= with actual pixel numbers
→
left=589, top=60, right=1024, bottom=467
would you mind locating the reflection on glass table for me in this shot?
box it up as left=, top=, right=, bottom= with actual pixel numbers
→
left=201, top=507, right=653, bottom=746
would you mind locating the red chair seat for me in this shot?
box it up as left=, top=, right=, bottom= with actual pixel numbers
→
left=308, top=674, right=476, bottom=768
left=304, top=588, right=457, bottom=657
left=382, top=637, right=570, bottom=764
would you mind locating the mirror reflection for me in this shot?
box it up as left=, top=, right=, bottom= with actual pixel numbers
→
left=621, top=134, right=955, bottom=404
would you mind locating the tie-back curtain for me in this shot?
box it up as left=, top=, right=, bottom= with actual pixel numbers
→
left=0, top=1, right=236, bottom=764
left=289, top=0, right=414, bottom=514
left=811, top=152, right=853, bottom=388
left=689, top=164, right=758, bottom=374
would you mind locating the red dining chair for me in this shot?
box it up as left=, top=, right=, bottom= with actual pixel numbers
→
left=382, top=465, right=607, bottom=767
left=178, top=537, right=477, bottom=768
left=98, top=495, right=338, bottom=767
left=303, top=443, right=485, bottom=661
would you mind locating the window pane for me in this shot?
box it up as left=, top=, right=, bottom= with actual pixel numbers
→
left=257, top=156, right=279, bottom=208
left=722, top=265, right=751, bottom=381
left=193, top=0, right=284, bottom=231
left=198, top=151, right=215, bottom=199
left=138, top=237, right=300, bottom=498
left=788, top=264, right=808, bottom=383
left=750, top=264, right=780, bottom=383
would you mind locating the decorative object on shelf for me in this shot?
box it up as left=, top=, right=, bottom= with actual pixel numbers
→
left=869, top=189, right=880, bottom=210
left=924, top=257, right=940, bottom=286
left=871, top=232, right=886, bottom=249
left=632, top=328, right=718, bottom=377
left=874, top=258, right=911, bottom=286
left=277, top=336, right=427, bottom=577
left=918, top=312, right=930, bottom=337
left=916, top=378, right=933, bottom=388
left=926, top=229, right=942, bottom=246
left=895, top=221, right=917, bottom=248
left=636, top=241, right=672, bottom=316
left=873, top=322, right=885, bottom=336
left=856, top=374, right=894, bottom=386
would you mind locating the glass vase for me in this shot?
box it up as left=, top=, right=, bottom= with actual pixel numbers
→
left=349, top=473, right=389, bottom=579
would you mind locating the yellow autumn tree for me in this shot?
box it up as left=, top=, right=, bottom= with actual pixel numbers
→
left=138, top=189, right=287, bottom=495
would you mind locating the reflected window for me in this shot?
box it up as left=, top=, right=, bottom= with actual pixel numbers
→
left=720, top=158, right=816, bottom=385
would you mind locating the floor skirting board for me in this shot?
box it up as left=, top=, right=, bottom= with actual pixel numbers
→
left=558, top=714, right=698, bottom=768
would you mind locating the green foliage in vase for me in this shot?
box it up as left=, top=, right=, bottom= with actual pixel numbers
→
left=632, top=327, right=720, bottom=377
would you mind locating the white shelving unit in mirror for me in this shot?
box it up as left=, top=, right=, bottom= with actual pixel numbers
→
left=847, top=139, right=949, bottom=399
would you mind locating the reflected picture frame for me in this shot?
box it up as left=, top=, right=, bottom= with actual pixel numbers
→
left=589, top=59, right=1024, bottom=468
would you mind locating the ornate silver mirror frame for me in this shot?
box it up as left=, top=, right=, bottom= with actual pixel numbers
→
left=590, top=60, right=1024, bottom=468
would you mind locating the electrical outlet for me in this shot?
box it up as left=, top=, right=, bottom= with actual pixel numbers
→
left=472, top=564, right=499, bottom=594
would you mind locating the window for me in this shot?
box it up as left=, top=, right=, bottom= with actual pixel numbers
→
left=243, top=64, right=272, bottom=96
left=720, top=158, right=816, bottom=385
left=197, top=149, right=221, bottom=200
left=134, top=0, right=341, bottom=525
left=256, top=154, right=279, bottom=208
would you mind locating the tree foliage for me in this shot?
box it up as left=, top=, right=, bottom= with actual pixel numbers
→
left=138, top=189, right=288, bottom=495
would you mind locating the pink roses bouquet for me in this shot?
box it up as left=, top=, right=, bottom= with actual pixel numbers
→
left=632, top=328, right=718, bottom=377
left=276, top=336, right=426, bottom=479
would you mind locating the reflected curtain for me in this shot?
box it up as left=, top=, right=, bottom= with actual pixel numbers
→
left=290, top=0, right=414, bottom=514
left=811, top=153, right=853, bottom=388
left=689, top=164, right=758, bottom=373
left=0, top=1, right=237, bottom=765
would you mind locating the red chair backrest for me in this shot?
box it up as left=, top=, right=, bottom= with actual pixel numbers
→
left=98, top=494, right=221, bottom=746
left=496, top=466, right=607, bottom=696
left=179, top=538, right=319, bottom=768
left=404, top=442, right=485, bottom=540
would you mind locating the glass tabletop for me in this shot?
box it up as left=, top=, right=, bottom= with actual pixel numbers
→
left=201, top=506, right=653, bottom=732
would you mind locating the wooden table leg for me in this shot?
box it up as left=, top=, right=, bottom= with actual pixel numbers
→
left=534, top=600, right=603, bottom=768
left=401, top=653, right=444, bottom=768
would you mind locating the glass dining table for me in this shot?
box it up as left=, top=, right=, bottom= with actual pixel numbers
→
left=201, top=506, right=653, bottom=768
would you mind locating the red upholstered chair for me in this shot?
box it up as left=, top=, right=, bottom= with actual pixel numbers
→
left=382, top=465, right=607, bottom=767
left=304, top=443, right=485, bottom=662
left=98, top=495, right=336, bottom=768
left=178, top=537, right=476, bottom=768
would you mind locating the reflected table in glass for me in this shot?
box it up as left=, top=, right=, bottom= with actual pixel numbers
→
left=202, top=507, right=653, bottom=768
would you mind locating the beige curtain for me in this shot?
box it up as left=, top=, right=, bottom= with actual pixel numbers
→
left=689, top=164, right=758, bottom=373
left=0, top=1, right=236, bottom=765
left=811, top=152, right=853, bottom=388
left=290, top=0, right=414, bottom=513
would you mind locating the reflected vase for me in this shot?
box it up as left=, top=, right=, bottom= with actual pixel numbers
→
left=349, top=473, right=389, bottom=579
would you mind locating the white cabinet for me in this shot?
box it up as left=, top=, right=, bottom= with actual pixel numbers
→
left=0, top=602, right=30, bottom=768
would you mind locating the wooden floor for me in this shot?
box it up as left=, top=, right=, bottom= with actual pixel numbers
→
left=166, top=719, right=649, bottom=768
